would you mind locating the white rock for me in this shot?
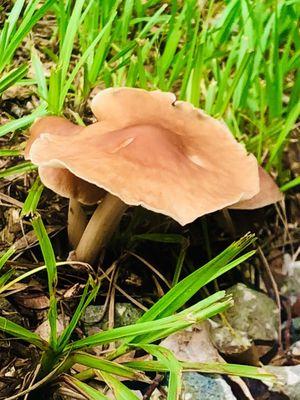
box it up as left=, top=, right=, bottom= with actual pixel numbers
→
left=265, top=365, right=300, bottom=400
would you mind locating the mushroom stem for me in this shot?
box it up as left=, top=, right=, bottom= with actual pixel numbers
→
left=68, top=197, right=88, bottom=248
left=74, top=193, right=128, bottom=264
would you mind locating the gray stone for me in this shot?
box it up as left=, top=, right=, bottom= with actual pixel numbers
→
left=282, top=271, right=300, bottom=295
left=292, top=317, right=300, bottom=331
left=291, top=340, right=300, bottom=357
left=280, top=255, right=300, bottom=316
left=265, top=365, right=300, bottom=400
left=210, top=322, right=252, bottom=355
left=225, top=283, right=279, bottom=341
left=80, top=305, right=106, bottom=324
left=210, top=283, right=279, bottom=354
left=114, top=303, right=143, bottom=327
left=180, top=372, right=236, bottom=400
left=81, top=302, right=143, bottom=332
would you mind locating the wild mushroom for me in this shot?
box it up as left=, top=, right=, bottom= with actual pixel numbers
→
left=25, top=116, right=105, bottom=247
left=230, top=166, right=283, bottom=209
left=26, top=88, right=282, bottom=265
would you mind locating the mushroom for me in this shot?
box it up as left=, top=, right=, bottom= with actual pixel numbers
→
left=25, top=116, right=105, bottom=247
left=230, top=166, right=283, bottom=210
left=26, top=88, right=282, bottom=265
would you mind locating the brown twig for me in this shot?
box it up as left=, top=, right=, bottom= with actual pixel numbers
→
left=258, top=246, right=282, bottom=350
left=143, top=374, right=164, bottom=400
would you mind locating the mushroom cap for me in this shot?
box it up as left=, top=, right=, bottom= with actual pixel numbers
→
left=28, top=88, right=261, bottom=225
left=230, top=166, right=283, bottom=210
left=25, top=116, right=105, bottom=205
left=25, top=116, right=82, bottom=159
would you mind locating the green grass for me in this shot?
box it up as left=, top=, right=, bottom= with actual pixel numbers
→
left=0, top=161, right=37, bottom=178
left=0, top=225, right=272, bottom=398
left=0, top=0, right=55, bottom=74
left=32, top=215, right=58, bottom=349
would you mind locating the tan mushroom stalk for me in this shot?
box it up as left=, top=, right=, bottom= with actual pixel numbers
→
left=68, top=196, right=87, bottom=248
left=26, top=88, right=283, bottom=265
left=75, top=193, right=128, bottom=263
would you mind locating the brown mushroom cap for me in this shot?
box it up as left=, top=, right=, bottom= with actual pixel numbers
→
left=25, top=116, right=105, bottom=205
left=27, top=88, right=262, bottom=225
left=25, top=116, right=82, bottom=158
left=230, top=166, right=283, bottom=210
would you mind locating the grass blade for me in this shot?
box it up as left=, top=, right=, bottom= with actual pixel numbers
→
left=63, top=375, right=109, bottom=400
left=21, top=177, right=44, bottom=217
left=0, top=149, right=22, bottom=157
left=0, top=316, right=47, bottom=350
left=139, top=344, right=182, bottom=400
left=66, top=291, right=231, bottom=351
left=31, top=215, right=58, bottom=349
left=0, top=162, right=37, bottom=179
left=0, top=105, right=47, bottom=137
left=57, top=277, right=100, bottom=352
left=0, top=64, right=28, bottom=94
left=68, top=352, right=147, bottom=382
left=97, top=371, right=140, bottom=400
left=124, top=360, right=275, bottom=381
left=31, top=47, right=48, bottom=100
left=280, top=176, right=300, bottom=192
left=0, top=269, right=15, bottom=288
left=0, top=247, right=15, bottom=270
left=267, top=101, right=300, bottom=168
left=137, top=235, right=255, bottom=323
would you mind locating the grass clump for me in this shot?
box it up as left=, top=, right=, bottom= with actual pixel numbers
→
left=0, top=219, right=274, bottom=398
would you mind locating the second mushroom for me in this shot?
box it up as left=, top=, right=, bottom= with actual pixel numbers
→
left=25, top=88, right=283, bottom=265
